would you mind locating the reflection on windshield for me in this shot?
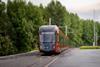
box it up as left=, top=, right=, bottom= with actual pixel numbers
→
left=40, top=32, right=55, bottom=42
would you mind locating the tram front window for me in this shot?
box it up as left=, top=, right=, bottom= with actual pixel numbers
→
left=40, top=32, right=55, bottom=43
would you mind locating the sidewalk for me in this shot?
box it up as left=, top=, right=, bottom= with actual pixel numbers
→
left=0, top=50, right=38, bottom=60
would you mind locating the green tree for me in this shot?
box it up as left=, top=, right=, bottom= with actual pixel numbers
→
left=0, top=1, right=17, bottom=55
left=7, top=0, right=34, bottom=52
left=45, top=0, right=67, bottom=32
left=7, top=0, right=45, bottom=52
left=82, top=20, right=94, bottom=46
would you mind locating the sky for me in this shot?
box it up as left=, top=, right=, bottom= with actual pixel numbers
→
left=2, top=0, right=100, bottom=21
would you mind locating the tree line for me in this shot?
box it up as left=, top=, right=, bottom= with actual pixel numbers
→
left=0, top=0, right=100, bottom=56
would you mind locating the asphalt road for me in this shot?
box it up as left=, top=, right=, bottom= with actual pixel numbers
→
left=0, top=48, right=100, bottom=67
left=0, top=51, right=56, bottom=67
left=49, top=49, right=100, bottom=67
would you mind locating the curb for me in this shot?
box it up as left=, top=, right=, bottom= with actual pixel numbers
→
left=0, top=50, right=38, bottom=60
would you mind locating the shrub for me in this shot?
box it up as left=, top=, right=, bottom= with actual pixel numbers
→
left=0, top=35, right=17, bottom=56
left=80, top=46, right=100, bottom=49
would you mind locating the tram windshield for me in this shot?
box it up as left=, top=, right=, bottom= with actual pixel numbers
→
left=40, top=32, right=55, bottom=42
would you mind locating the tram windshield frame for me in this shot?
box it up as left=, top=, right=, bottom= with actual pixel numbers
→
left=40, top=32, right=56, bottom=43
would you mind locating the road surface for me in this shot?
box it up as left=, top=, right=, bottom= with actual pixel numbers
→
left=0, top=48, right=100, bottom=67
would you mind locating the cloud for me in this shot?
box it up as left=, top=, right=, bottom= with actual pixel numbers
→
left=75, top=2, right=100, bottom=13
left=63, top=0, right=100, bottom=21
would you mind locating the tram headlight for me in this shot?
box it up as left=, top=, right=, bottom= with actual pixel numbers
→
left=40, top=45, right=43, bottom=49
left=53, top=46, right=55, bottom=49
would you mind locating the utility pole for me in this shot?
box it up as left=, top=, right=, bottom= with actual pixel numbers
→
left=96, top=32, right=98, bottom=46
left=93, top=9, right=98, bottom=46
left=49, top=18, right=51, bottom=25
left=93, top=9, right=96, bottom=46
left=65, top=26, right=67, bottom=36
left=54, top=0, right=57, bottom=4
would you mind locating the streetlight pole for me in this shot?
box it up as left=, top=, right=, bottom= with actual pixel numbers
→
left=65, top=26, right=67, bottom=36
left=96, top=32, right=98, bottom=46
left=49, top=18, right=51, bottom=25
left=93, top=9, right=98, bottom=46
left=93, top=9, right=96, bottom=46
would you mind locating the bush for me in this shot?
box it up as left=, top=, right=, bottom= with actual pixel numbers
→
left=0, top=35, right=17, bottom=56
left=80, top=46, right=100, bottom=49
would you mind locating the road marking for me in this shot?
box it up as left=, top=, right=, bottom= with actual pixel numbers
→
left=44, top=49, right=72, bottom=67
left=44, top=57, right=58, bottom=67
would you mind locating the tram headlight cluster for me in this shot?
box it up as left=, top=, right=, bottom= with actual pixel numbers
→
left=53, top=45, right=55, bottom=49
left=40, top=45, right=43, bottom=49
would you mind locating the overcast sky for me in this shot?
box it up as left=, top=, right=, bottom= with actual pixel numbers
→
left=2, top=0, right=100, bottom=21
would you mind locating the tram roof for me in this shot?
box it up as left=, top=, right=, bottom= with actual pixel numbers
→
left=39, top=25, right=59, bottom=31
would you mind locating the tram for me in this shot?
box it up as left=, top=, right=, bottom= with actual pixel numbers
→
left=39, top=25, right=69, bottom=53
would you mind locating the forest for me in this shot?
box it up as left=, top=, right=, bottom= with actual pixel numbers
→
left=0, top=0, right=100, bottom=56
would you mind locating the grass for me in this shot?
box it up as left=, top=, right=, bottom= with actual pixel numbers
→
left=80, top=46, right=100, bottom=49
